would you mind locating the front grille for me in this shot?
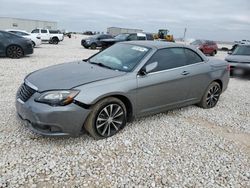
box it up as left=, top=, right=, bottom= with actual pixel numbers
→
left=17, top=83, right=36, bottom=102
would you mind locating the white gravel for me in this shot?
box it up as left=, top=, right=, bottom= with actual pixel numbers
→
left=0, top=35, right=249, bottom=187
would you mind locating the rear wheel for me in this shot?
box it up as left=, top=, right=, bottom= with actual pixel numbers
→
left=52, top=38, right=59, bottom=44
left=210, top=50, right=216, bottom=56
left=198, top=82, right=222, bottom=109
left=6, top=45, right=24, bottom=58
left=90, top=43, right=97, bottom=49
left=84, top=97, right=127, bottom=139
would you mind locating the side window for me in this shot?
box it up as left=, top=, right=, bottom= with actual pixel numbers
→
left=184, top=48, right=203, bottom=65
left=127, top=34, right=137, bottom=41
left=41, top=29, right=47, bottom=33
left=146, top=48, right=186, bottom=72
left=138, top=36, right=146, bottom=40
left=20, top=32, right=29, bottom=36
left=98, top=35, right=105, bottom=40
left=31, top=29, right=39, bottom=33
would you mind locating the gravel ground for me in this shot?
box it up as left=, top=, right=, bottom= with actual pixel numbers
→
left=0, top=36, right=249, bottom=187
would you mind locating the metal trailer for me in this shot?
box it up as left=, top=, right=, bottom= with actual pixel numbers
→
left=107, top=27, right=143, bottom=36
left=0, top=17, right=57, bottom=32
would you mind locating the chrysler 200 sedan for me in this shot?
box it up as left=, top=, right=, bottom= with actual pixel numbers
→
left=16, top=41, right=230, bottom=139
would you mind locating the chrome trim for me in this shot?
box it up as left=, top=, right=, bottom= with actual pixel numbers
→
left=24, top=79, right=38, bottom=91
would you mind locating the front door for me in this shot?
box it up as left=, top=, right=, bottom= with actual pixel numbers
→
left=136, top=47, right=191, bottom=116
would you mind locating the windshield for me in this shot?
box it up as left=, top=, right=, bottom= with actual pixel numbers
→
left=232, top=45, right=250, bottom=55
left=89, top=43, right=150, bottom=72
left=191, top=40, right=202, bottom=45
left=115, top=34, right=129, bottom=40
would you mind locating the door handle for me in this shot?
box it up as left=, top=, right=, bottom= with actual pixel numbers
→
left=182, top=71, right=190, bottom=75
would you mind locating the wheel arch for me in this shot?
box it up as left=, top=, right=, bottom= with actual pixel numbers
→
left=90, top=94, right=134, bottom=122
left=213, top=79, right=223, bottom=90
left=52, top=36, right=59, bottom=41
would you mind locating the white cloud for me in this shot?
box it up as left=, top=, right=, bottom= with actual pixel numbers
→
left=0, top=0, right=249, bottom=41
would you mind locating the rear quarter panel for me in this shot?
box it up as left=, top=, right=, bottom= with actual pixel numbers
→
left=208, top=59, right=230, bottom=92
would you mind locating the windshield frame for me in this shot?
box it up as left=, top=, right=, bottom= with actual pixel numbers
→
left=88, top=43, right=151, bottom=72
left=232, top=45, right=250, bottom=56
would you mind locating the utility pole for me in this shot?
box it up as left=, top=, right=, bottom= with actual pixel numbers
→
left=183, top=28, right=187, bottom=42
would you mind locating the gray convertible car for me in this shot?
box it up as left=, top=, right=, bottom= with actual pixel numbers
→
left=16, top=41, right=230, bottom=139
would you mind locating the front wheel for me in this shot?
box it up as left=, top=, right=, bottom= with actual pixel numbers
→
left=197, top=82, right=222, bottom=109
left=84, top=97, right=127, bottom=139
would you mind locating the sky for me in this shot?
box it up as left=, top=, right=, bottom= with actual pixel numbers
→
left=1, top=0, right=250, bottom=41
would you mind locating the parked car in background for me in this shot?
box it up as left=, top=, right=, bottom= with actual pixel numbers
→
left=83, top=31, right=94, bottom=35
left=31, top=29, right=63, bottom=44
left=190, top=40, right=218, bottom=56
left=16, top=41, right=229, bottom=139
left=0, top=30, right=33, bottom=58
left=100, top=33, right=154, bottom=50
left=81, top=34, right=113, bottom=49
left=225, top=44, right=250, bottom=77
left=6, top=29, right=42, bottom=47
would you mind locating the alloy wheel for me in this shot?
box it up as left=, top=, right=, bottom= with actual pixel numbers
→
left=206, top=84, right=221, bottom=108
left=95, top=104, right=125, bottom=137
left=7, top=46, right=23, bottom=58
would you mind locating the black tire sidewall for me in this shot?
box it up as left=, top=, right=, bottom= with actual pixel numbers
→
left=85, top=97, right=127, bottom=139
left=198, top=82, right=221, bottom=109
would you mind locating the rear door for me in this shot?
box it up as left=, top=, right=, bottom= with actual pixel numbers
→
left=182, top=48, right=211, bottom=100
left=41, top=29, right=50, bottom=41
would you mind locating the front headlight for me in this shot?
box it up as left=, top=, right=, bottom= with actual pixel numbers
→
left=35, top=90, right=79, bottom=106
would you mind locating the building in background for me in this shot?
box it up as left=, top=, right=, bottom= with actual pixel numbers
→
left=107, top=27, right=143, bottom=36
left=0, top=17, right=57, bottom=32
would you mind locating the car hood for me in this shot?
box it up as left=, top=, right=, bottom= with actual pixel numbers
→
left=25, top=61, right=126, bottom=92
left=225, top=55, right=250, bottom=63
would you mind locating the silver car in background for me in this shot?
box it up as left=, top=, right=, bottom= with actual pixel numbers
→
left=225, top=44, right=250, bottom=77
left=16, top=41, right=230, bottom=139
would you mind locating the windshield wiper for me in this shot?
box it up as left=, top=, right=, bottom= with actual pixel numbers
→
left=89, top=61, right=113, bottom=70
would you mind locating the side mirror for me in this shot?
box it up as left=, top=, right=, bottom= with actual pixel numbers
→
left=228, top=51, right=232, bottom=55
left=139, top=62, right=158, bottom=76
left=146, top=62, right=158, bottom=73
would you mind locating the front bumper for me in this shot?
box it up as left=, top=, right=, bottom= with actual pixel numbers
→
left=16, top=93, right=91, bottom=136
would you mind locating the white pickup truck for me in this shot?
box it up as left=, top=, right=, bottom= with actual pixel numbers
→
left=31, top=29, right=64, bottom=44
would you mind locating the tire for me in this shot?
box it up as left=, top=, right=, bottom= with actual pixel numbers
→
left=84, top=97, right=127, bottom=139
left=32, top=41, right=35, bottom=47
left=90, top=43, right=97, bottom=49
left=52, top=38, right=59, bottom=44
left=210, top=50, right=216, bottom=56
left=6, top=45, right=24, bottom=59
left=197, top=82, right=222, bottom=109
